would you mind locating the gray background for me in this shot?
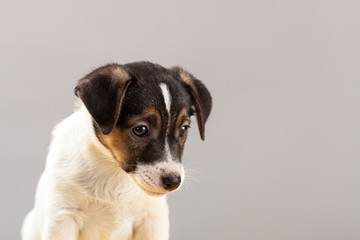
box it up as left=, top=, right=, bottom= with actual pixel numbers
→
left=1, top=0, right=360, bottom=239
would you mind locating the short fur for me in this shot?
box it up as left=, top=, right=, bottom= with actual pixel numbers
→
left=22, top=62, right=212, bottom=240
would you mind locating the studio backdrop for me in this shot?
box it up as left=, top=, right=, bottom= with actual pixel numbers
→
left=1, top=0, right=360, bottom=239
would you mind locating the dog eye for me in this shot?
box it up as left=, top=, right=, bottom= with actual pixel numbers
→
left=179, top=125, right=190, bottom=137
left=133, top=126, right=148, bottom=137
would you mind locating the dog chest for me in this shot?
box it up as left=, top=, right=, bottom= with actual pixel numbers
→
left=79, top=200, right=147, bottom=240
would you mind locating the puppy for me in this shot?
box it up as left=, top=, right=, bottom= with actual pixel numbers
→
left=22, top=62, right=212, bottom=240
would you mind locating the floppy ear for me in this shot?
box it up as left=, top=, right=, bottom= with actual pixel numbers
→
left=171, top=67, right=212, bottom=140
left=74, top=64, right=133, bottom=135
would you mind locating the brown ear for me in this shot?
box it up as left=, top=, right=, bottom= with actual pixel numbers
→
left=171, top=67, right=212, bottom=140
left=74, top=64, right=133, bottom=135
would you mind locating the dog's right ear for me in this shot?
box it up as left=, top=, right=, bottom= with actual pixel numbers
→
left=74, top=64, right=133, bottom=135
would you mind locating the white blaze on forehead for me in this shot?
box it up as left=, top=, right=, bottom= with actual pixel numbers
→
left=159, top=83, right=171, bottom=116
left=159, top=83, right=172, bottom=162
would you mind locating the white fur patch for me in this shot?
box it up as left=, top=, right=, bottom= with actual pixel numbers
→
left=159, top=83, right=171, bottom=117
left=159, top=83, right=172, bottom=162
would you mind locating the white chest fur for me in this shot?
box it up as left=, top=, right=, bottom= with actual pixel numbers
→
left=78, top=198, right=153, bottom=240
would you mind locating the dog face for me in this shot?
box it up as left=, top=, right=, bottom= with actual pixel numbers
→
left=75, top=62, right=212, bottom=196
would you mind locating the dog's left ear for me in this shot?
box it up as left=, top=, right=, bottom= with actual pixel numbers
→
left=171, top=67, right=212, bottom=140
left=74, top=64, right=133, bottom=135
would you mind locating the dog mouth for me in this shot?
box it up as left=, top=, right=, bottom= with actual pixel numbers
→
left=131, top=175, right=168, bottom=197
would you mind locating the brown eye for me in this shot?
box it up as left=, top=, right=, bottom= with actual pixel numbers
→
left=133, top=126, right=148, bottom=137
left=179, top=125, right=190, bottom=137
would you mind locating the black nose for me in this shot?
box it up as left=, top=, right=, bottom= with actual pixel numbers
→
left=162, top=174, right=181, bottom=191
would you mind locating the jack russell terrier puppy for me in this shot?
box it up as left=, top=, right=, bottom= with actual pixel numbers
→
left=22, top=61, right=212, bottom=240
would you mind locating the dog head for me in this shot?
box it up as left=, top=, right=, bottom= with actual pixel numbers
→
left=75, top=62, right=212, bottom=196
